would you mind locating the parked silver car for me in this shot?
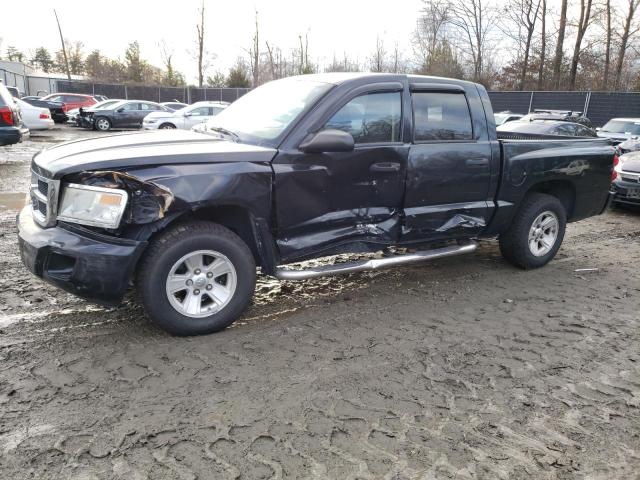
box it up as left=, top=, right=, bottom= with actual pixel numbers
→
left=143, top=101, right=228, bottom=130
left=597, top=118, right=640, bottom=144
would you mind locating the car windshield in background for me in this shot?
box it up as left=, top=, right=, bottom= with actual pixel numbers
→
left=601, top=120, right=640, bottom=135
left=205, top=78, right=333, bottom=145
left=494, top=114, right=511, bottom=125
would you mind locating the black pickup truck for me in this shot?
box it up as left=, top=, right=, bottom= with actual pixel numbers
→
left=18, top=74, right=616, bottom=335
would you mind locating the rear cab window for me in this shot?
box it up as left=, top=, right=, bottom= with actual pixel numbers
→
left=412, top=91, right=473, bottom=142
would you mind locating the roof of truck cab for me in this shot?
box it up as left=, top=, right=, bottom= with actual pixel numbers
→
left=283, top=72, right=477, bottom=88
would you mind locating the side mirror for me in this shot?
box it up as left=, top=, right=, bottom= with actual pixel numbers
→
left=116, top=108, right=124, bottom=113
left=595, top=127, right=601, bottom=132
left=299, top=129, right=354, bottom=153
left=184, top=112, right=192, bottom=117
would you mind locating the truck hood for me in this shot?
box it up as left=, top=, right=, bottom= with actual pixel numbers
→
left=32, top=130, right=278, bottom=179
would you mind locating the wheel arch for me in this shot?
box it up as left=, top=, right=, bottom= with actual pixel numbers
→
left=137, top=204, right=278, bottom=275
left=524, top=180, right=576, bottom=220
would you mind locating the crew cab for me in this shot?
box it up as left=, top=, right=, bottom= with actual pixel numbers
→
left=17, top=74, right=616, bottom=335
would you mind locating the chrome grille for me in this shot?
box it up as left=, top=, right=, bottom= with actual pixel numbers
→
left=30, top=170, right=60, bottom=228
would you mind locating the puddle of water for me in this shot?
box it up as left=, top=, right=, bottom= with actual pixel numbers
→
left=0, top=192, right=27, bottom=212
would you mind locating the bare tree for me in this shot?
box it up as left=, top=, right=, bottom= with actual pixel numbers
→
left=368, top=36, right=388, bottom=72
left=53, top=9, right=71, bottom=80
left=537, top=0, right=547, bottom=89
left=297, top=33, right=314, bottom=74
left=249, top=10, right=259, bottom=86
left=502, top=0, right=542, bottom=90
left=614, top=0, right=640, bottom=89
left=569, top=0, right=594, bottom=89
left=447, top=0, right=498, bottom=82
left=196, top=0, right=205, bottom=87
left=413, top=0, right=452, bottom=69
left=551, top=0, right=568, bottom=88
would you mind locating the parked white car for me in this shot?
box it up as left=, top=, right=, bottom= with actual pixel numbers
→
left=15, top=99, right=53, bottom=131
left=143, top=101, right=228, bottom=130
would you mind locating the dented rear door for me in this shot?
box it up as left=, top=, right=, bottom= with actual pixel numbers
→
left=402, top=83, right=493, bottom=241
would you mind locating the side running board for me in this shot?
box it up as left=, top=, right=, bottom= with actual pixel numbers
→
left=275, top=242, right=477, bottom=281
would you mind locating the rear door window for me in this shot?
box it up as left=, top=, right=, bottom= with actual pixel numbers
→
left=412, top=92, right=473, bottom=141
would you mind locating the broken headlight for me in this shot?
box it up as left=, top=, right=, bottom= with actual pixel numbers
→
left=57, top=183, right=128, bottom=229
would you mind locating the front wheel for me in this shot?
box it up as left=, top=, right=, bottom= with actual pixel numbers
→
left=137, top=221, right=256, bottom=335
left=94, top=117, right=111, bottom=131
left=159, top=123, right=176, bottom=129
left=499, top=193, right=567, bottom=269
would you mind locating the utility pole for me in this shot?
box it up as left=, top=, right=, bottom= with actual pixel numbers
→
left=54, top=9, right=71, bottom=80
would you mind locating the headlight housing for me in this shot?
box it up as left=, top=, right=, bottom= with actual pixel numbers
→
left=57, top=183, right=128, bottom=229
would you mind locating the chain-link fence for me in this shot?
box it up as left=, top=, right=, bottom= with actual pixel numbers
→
left=55, top=80, right=250, bottom=104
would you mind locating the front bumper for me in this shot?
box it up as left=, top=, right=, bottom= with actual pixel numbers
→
left=17, top=206, right=147, bottom=306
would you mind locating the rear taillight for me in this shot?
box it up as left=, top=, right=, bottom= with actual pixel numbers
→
left=612, top=154, right=619, bottom=182
left=39, top=112, right=50, bottom=119
left=0, top=106, right=14, bottom=125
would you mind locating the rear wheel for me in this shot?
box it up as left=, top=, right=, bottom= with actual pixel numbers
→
left=137, top=221, right=256, bottom=336
left=499, top=193, right=566, bottom=269
left=94, top=117, right=111, bottom=131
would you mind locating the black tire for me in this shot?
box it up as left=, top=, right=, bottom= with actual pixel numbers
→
left=94, top=116, right=111, bottom=131
left=137, top=221, right=256, bottom=335
left=499, top=193, right=567, bottom=270
left=159, top=123, right=176, bottom=129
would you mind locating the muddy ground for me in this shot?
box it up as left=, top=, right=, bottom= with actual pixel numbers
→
left=0, top=127, right=638, bottom=479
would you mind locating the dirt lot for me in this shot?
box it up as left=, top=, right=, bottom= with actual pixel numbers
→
left=0, top=127, right=639, bottom=479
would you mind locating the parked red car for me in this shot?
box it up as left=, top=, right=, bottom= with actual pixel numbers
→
left=40, top=93, right=97, bottom=112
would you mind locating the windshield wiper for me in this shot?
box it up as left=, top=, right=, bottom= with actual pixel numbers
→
left=207, top=126, right=240, bottom=143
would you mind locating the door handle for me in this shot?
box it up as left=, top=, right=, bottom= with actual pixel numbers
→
left=465, top=158, right=489, bottom=167
left=370, top=162, right=401, bottom=173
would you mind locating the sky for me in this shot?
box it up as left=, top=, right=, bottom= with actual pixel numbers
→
left=1, top=0, right=424, bottom=83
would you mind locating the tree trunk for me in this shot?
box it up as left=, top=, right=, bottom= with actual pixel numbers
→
left=614, top=0, right=640, bottom=90
left=537, top=0, right=547, bottom=89
left=552, top=0, right=568, bottom=89
left=252, top=12, right=259, bottom=87
left=603, top=0, right=612, bottom=89
left=569, top=0, right=593, bottom=90
left=197, top=1, right=205, bottom=88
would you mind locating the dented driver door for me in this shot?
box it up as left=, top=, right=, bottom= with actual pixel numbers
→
left=273, top=88, right=408, bottom=262
left=401, top=84, right=493, bottom=242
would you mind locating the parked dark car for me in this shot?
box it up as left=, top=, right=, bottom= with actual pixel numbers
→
left=611, top=151, right=640, bottom=207
left=86, top=100, right=171, bottom=131
left=520, top=109, right=593, bottom=128
left=0, top=82, right=29, bottom=146
left=497, top=120, right=598, bottom=138
left=21, top=97, right=67, bottom=123
left=18, top=73, right=615, bottom=336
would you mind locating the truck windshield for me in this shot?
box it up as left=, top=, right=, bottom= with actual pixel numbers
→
left=206, top=78, right=332, bottom=146
left=601, top=120, right=640, bottom=135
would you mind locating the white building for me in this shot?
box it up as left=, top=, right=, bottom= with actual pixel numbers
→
left=0, top=60, right=85, bottom=96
